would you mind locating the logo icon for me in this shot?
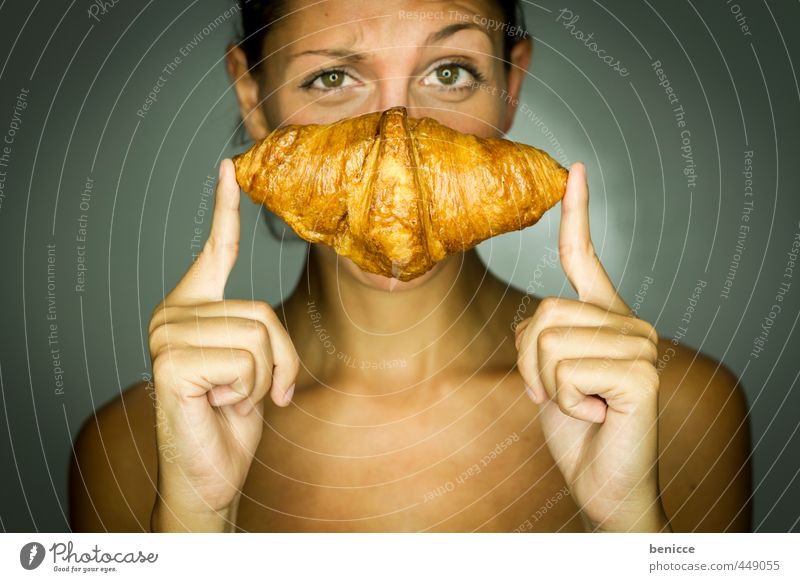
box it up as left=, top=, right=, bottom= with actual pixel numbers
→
left=19, top=542, right=46, bottom=570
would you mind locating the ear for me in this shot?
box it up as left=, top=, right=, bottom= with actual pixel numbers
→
left=226, top=44, right=269, bottom=141
left=501, top=38, right=533, bottom=134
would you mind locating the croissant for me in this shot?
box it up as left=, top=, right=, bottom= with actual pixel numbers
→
left=233, top=107, right=568, bottom=281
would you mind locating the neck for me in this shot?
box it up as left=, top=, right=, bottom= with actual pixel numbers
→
left=281, top=247, right=513, bottom=393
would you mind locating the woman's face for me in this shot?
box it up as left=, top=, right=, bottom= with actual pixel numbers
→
left=228, top=0, right=532, bottom=290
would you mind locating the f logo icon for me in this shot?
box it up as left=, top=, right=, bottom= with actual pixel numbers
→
left=19, top=542, right=45, bottom=570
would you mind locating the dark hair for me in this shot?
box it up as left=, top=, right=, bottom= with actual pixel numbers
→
left=237, top=0, right=528, bottom=76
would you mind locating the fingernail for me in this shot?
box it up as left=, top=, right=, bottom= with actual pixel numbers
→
left=283, top=383, right=295, bottom=405
left=219, top=160, right=224, bottom=182
left=525, top=384, right=541, bottom=404
left=235, top=398, right=254, bottom=416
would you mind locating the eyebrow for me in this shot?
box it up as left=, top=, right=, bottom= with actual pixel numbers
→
left=425, top=21, right=494, bottom=45
left=287, top=21, right=494, bottom=63
left=287, top=48, right=367, bottom=63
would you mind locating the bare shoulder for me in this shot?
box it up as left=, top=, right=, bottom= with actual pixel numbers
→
left=69, top=381, right=158, bottom=532
left=655, top=340, right=753, bottom=532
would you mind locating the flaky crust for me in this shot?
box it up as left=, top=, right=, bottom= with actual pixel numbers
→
left=233, top=107, right=568, bottom=280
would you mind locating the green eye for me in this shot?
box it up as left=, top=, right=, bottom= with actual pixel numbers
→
left=320, top=70, right=344, bottom=88
left=435, top=64, right=461, bottom=85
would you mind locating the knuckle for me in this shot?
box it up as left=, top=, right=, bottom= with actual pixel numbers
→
left=538, top=327, right=564, bottom=352
left=148, top=303, right=168, bottom=335
left=554, top=359, right=574, bottom=385
left=513, top=318, right=531, bottom=343
left=641, top=321, right=659, bottom=345
left=206, top=235, right=239, bottom=257
left=555, top=390, right=576, bottom=415
left=216, top=298, right=239, bottom=312
left=151, top=354, right=168, bottom=379
left=234, top=348, right=256, bottom=373
left=249, top=320, right=271, bottom=350
left=559, top=240, right=593, bottom=261
left=633, top=360, right=660, bottom=392
left=650, top=327, right=660, bottom=346
left=252, top=300, right=276, bottom=324
left=151, top=298, right=167, bottom=314
left=222, top=350, right=256, bottom=391
left=186, top=304, right=203, bottom=320
left=639, top=338, right=659, bottom=363
left=263, top=364, right=276, bottom=391
left=149, top=304, right=184, bottom=335
left=516, top=322, right=535, bottom=352
left=536, top=296, right=561, bottom=320
left=148, top=324, right=167, bottom=356
left=151, top=352, right=180, bottom=389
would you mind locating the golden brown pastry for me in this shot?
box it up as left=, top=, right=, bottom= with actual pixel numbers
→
left=233, top=107, right=568, bottom=281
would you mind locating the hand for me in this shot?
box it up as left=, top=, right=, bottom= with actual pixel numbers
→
left=147, top=159, right=299, bottom=531
left=515, top=163, right=669, bottom=532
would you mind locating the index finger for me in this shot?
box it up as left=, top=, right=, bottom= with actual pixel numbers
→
left=167, top=158, right=241, bottom=305
left=558, top=162, right=630, bottom=315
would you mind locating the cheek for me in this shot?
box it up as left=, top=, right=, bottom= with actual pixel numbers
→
left=411, top=88, right=507, bottom=138
left=261, top=94, right=288, bottom=131
left=414, top=105, right=505, bottom=138
left=266, top=95, right=318, bottom=128
left=267, top=92, right=370, bottom=127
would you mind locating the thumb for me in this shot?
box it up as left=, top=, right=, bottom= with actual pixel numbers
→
left=168, top=159, right=241, bottom=304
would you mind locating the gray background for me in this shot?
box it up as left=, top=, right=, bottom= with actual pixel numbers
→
left=0, top=0, right=798, bottom=532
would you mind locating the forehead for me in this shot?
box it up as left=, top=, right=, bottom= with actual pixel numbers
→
left=264, top=0, right=503, bottom=55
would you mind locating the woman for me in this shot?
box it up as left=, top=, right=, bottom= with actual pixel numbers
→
left=70, top=0, right=752, bottom=532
